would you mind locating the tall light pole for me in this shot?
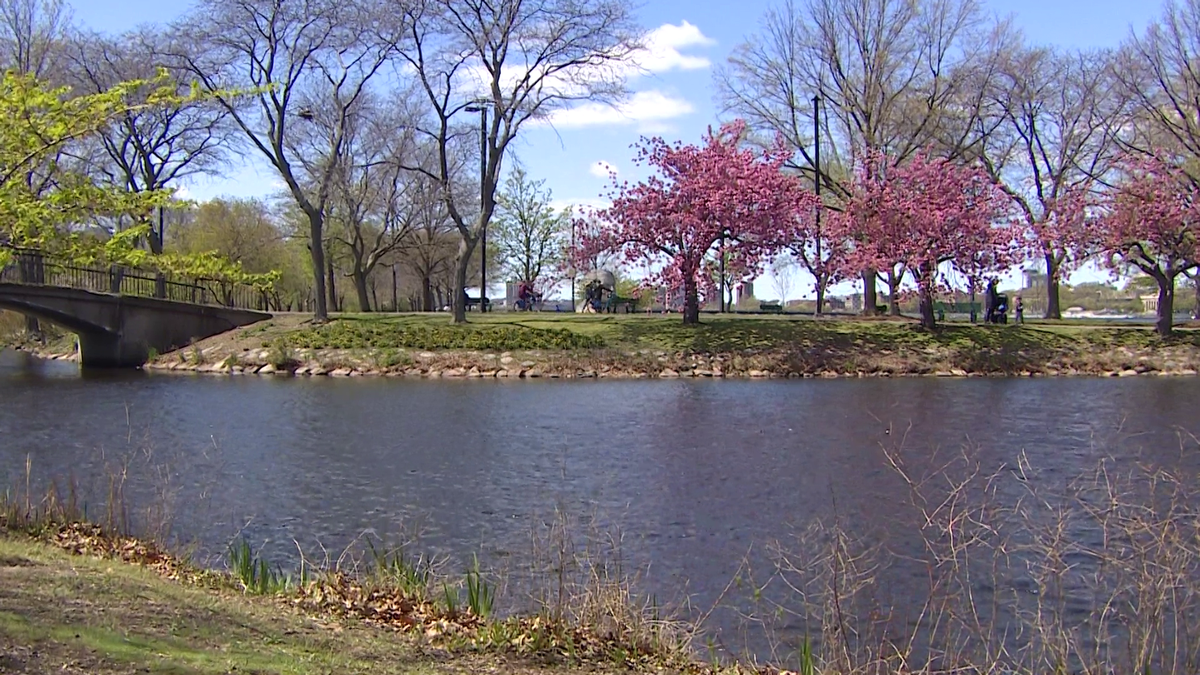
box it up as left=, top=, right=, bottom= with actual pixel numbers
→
left=813, top=92, right=822, bottom=315
left=465, top=102, right=490, bottom=311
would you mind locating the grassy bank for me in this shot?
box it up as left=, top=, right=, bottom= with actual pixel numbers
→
left=141, top=312, right=1200, bottom=378
left=0, top=535, right=647, bottom=675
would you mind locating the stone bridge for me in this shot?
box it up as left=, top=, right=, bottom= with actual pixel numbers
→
left=0, top=284, right=270, bottom=368
left=0, top=248, right=272, bottom=368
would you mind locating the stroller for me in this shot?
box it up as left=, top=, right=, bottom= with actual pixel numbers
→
left=989, top=293, right=1009, bottom=324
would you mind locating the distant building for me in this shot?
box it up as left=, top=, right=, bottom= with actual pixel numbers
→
left=1141, top=294, right=1159, bottom=314
left=736, top=281, right=754, bottom=304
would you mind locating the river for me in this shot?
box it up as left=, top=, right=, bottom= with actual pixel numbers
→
left=2, top=348, right=1199, bottom=661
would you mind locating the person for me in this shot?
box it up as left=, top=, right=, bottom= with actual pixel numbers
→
left=984, top=278, right=999, bottom=324
left=1014, top=295, right=1024, bottom=324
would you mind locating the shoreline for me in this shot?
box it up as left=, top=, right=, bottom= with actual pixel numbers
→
left=5, top=313, right=1200, bottom=380
left=9, top=342, right=1200, bottom=380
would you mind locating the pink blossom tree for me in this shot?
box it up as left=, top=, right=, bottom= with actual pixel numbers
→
left=844, top=151, right=1016, bottom=329
left=580, top=121, right=798, bottom=324
left=1098, top=154, right=1200, bottom=336
left=771, top=188, right=845, bottom=314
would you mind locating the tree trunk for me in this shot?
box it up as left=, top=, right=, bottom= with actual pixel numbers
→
left=815, top=278, right=825, bottom=316
left=861, top=269, right=877, bottom=315
left=307, top=212, right=328, bottom=322
left=1044, top=253, right=1062, bottom=320
left=969, top=282, right=978, bottom=324
left=887, top=270, right=901, bottom=316
left=450, top=237, right=477, bottom=324
left=682, top=275, right=700, bottom=325
left=421, top=275, right=434, bottom=312
left=1191, top=275, right=1200, bottom=320
left=325, top=257, right=338, bottom=314
left=1156, top=277, right=1175, bottom=337
left=919, top=286, right=937, bottom=329
left=353, top=271, right=371, bottom=313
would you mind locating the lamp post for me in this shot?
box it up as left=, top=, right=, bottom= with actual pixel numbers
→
left=465, top=101, right=491, bottom=311
left=812, top=92, right=822, bottom=315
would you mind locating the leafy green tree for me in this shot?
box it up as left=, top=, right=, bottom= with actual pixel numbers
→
left=493, top=165, right=568, bottom=293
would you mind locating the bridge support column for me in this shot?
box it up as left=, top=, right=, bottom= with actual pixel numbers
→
left=77, top=332, right=148, bottom=369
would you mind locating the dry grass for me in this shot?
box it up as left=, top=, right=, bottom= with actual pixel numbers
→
left=724, top=432, right=1200, bottom=675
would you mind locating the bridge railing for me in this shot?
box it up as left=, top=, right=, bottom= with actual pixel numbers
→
left=0, top=247, right=272, bottom=311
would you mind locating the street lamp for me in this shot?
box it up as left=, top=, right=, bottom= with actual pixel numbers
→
left=812, top=92, right=822, bottom=315
left=465, top=100, right=493, bottom=311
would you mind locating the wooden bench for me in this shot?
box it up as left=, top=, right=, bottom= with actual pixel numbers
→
left=759, top=301, right=783, bottom=313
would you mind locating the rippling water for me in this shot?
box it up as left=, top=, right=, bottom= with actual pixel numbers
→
left=3, top=349, right=1199, bottom=659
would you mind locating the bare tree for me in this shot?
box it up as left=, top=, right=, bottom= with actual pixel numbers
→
left=981, top=47, right=1120, bottom=319
left=0, top=0, right=69, bottom=79
left=1115, top=0, right=1200, bottom=160
left=399, top=186, right=458, bottom=311
left=64, top=29, right=232, bottom=253
left=168, top=0, right=397, bottom=321
left=390, top=0, right=640, bottom=323
left=493, top=163, right=568, bottom=293
left=769, top=253, right=797, bottom=306
left=718, top=0, right=1011, bottom=314
left=327, top=98, right=423, bottom=311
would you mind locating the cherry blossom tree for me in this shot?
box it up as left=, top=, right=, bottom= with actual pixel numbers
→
left=844, top=150, right=1016, bottom=328
left=772, top=187, right=844, bottom=314
left=580, top=121, right=798, bottom=324
left=1098, top=154, right=1200, bottom=336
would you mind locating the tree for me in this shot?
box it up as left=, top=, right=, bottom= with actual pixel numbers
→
left=775, top=191, right=847, bottom=314
left=171, top=198, right=309, bottom=310
left=981, top=47, right=1117, bottom=319
left=64, top=28, right=232, bottom=253
left=769, top=254, right=796, bottom=306
left=493, top=164, right=568, bottom=293
left=391, top=0, right=640, bottom=323
left=1098, top=154, right=1200, bottom=336
left=717, top=0, right=1012, bottom=314
left=843, top=150, right=1014, bottom=328
left=581, top=121, right=799, bottom=325
left=326, top=98, right=422, bottom=312
left=0, top=0, right=70, bottom=79
left=169, top=0, right=396, bottom=322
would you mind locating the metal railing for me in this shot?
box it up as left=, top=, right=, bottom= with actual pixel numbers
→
left=0, top=246, right=273, bottom=312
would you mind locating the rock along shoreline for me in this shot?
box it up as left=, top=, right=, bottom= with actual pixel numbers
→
left=14, top=344, right=1200, bottom=381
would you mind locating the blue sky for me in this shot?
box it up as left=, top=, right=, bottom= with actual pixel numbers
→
left=74, top=0, right=1164, bottom=298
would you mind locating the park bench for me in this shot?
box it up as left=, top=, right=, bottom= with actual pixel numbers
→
left=464, top=295, right=491, bottom=312
left=934, top=301, right=982, bottom=321
left=759, top=301, right=783, bottom=313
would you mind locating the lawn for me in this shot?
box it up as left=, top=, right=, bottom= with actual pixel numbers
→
left=262, top=311, right=1200, bottom=355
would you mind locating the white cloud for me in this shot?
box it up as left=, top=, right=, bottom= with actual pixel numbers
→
left=551, top=197, right=610, bottom=215
left=454, top=21, right=715, bottom=104
left=635, top=21, right=716, bottom=74
left=589, top=160, right=618, bottom=178
left=543, top=90, right=694, bottom=129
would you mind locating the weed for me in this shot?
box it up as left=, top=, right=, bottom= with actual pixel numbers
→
left=440, top=581, right=460, bottom=617
left=227, top=538, right=289, bottom=595
left=266, top=340, right=299, bottom=371
left=465, top=554, right=494, bottom=618
left=365, top=540, right=431, bottom=598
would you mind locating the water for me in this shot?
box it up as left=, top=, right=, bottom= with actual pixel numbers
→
left=3, top=349, right=1199, bottom=660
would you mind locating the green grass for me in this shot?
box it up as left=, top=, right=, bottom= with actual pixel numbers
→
left=0, top=536, right=622, bottom=675
left=264, top=311, right=1200, bottom=355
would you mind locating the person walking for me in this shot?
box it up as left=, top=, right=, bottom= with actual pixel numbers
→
left=1015, top=295, right=1024, bottom=324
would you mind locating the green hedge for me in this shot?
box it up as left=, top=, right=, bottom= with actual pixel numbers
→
left=279, top=321, right=605, bottom=351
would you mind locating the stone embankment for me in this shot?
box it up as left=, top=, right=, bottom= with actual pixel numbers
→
left=14, top=340, right=1200, bottom=380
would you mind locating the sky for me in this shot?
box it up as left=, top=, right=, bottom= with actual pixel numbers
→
left=71, top=0, right=1166, bottom=299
